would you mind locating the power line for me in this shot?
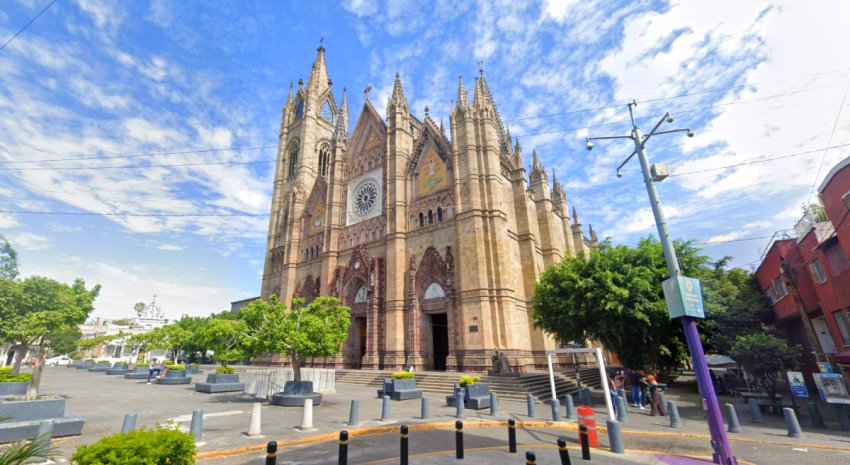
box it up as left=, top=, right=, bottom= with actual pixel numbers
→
left=0, top=145, right=277, bottom=165
left=0, top=210, right=268, bottom=218
left=0, top=0, right=57, bottom=52
left=695, top=235, right=777, bottom=245
left=0, top=159, right=275, bottom=172
left=668, top=142, right=850, bottom=177
left=808, top=77, right=850, bottom=202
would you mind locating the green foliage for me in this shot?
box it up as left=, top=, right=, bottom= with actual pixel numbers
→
left=83, top=358, right=95, bottom=362
left=46, top=326, right=82, bottom=356
left=70, top=425, right=196, bottom=465
left=215, top=366, right=235, bottom=375
left=0, top=433, right=58, bottom=465
left=731, top=333, right=800, bottom=400
left=166, top=364, right=185, bottom=370
left=200, top=317, right=248, bottom=367
left=241, top=295, right=350, bottom=381
left=0, top=235, right=18, bottom=281
left=392, top=371, right=414, bottom=379
left=0, top=368, right=11, bottom=375
left=190, top=363, right=199, bottom=370
left=459, top=375, right=481, bottom=387
left=144, top=325, right=192, bottom=362
left=0, top=372, right=32, bottom=383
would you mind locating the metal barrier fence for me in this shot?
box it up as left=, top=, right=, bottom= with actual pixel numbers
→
left=243, top=368, right=335, bottom=399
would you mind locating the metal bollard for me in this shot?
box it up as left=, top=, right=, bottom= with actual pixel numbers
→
left=300, top=399, right=314, bottom=430
left=381, top=395, right=391, bottom=421
left=456, top=390, right=466, bottom=418
left=455, top=420, right=464, bottom=459
left=557, top=437, right=572, bottom=465
left=551, top=398, right=562, bottom=422
left=582, top=388, right=592, bottom=406
left=723, top=403, right=741, bottom=433
left=526, top=450, right=537, bottom=464
left=338, top=431, right=349, bottom=465
left=121, top=412, right=137, bottom=433
left=527, top=394, right=536, bottom=417
left=348, top=399, right=359, bottom=426
left=579, top=425, right=591, bottom=460
left=747, top=398, right=764, bottom=424
left=421, top=397, right=430, bottom=420
left=667, top=401, right=682, bottom=428
left=265, top=441, right=278, bottom=465
left=490, top=392, right=499, bottom=416
left=248, top=403, right=262, bottom=437
left=606, top=419, right=624, bottom=454
left=783, top=408, right=804, bottom=438
left=837, top=404, right=850, bottom=431
left=616, top=396, right=628, bottom=422
left=190, top=409, right=203, bottom=443
left=658, top=392, right=668, bottom=414
left=400, top=424, right=409, bottom=465
left=508, top=418, right=517, bottom=453
left=807, top=402, right=826, bottom=429
left=564, top=395, right=576, bottom=420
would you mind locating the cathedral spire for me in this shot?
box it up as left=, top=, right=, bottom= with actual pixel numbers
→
left=387, top=72, right=409, bottom=116
left=572, top=206, right=579, bottom=225
left=514, top=138, right=523, bottom=164
left=589, top=224, right=598, bottom=242
left=335, top=87, right=349, bottom=141
left=456, top=75, right=469, bottom=109
left=532, top=149, right=545, bottom=175
left=306, top=42, right=330, bottom=92
left=285, top=82, right=293, bottom=106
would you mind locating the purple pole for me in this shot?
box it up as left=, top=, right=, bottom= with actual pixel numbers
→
left=682, top=317, right=737, bottom=465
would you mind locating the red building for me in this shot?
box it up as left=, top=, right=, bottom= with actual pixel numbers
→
left=755, top=157, right=850, bottom=381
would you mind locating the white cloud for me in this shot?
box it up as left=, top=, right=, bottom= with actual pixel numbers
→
left=157, top=244, right=183, bottom=251
left=7, top=232, right=49, bottom=251
left=74, top=0, right=125, bottom=33
left=0, top=213, right=19, bottom=229
left=542, top=0, right=579, bottom=23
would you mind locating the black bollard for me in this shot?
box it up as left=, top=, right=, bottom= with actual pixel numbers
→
left=266, top=441, right=278, bottom=465
left=526, top=450, right=537, bottom=464
left=557, top=438, right=572, bottom=465
left=579, top=425, right=591, bottom=461
left=508, top=418, right=517, bottom=453
left=400, top=425, right=409, bottom=465
left=338, top=431, right=349, bottom=465
left=456, top=420, right=464, bottom=459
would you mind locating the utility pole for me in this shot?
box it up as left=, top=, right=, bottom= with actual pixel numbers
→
left=780, top=257, right=826, bottom=363
left=587, top=102, right=738, bottom=465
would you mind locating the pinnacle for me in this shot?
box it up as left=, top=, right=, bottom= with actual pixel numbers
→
left=456, top=75, right=469, bottom=108
left=532, top=149, right=544, bottom=173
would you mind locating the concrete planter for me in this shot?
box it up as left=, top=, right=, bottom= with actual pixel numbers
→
left=124, top=366, right=151, bottom=380
left=0, top=397, right=84, bottom=443
left=195, top=373, right=245, bottom=393
left=270, top=381, right=322, bottom=406
left=377, top=378, right=422, bottom=401
left=88, top=363, right=112, bottom=372
left=75, top=361, right=95, bottom=370
left=0, top=382, right=28, bottom=398
left=105, top=364, right=130, bottom=375
left=155, top=369, right=191, bottom=385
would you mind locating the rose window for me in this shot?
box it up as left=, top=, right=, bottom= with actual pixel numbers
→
left=354, top=182, right=378, bottom=216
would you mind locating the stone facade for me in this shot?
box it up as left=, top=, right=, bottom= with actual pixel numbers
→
left=261, top=46, right=597, bottom=372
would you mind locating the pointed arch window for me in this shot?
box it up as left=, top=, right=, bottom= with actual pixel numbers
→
left=354, top=285, right=367, bottom=304
left=288, top=143, right=299, bottom=178
left=424, top=283, right=446, bottom=299
left=437, top=207, right=443, bottom=222
left=419, top=213, right=424, bottom=227
left=320, top=100, right=333, bottom=123
left=428, top=210, right=434, bottom=225
left=295, top=99, right=304, bottom=119
left=318, top=144, right=331, bottom=178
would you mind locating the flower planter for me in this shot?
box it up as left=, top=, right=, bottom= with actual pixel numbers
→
left=155, top=369, right=191, bottom=385
left=88, top=363, right=112, bottom=373
left=0, top=382, right=28, bottom=398
left=105, top=363, right=131, bottom=375
left=124, top=366, right=150, bottom=380
left=75, top=361, right=95, bottom=370
left=0, top=396, right=84, bottom=443
left=270, top=381, right=322, bottom=406
left=195, top=373, right=245, bottom=393
left=377, top=378, right=422, bottom=400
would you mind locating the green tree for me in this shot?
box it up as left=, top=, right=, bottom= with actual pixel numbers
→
left=145, top=324, right=192, bottom=362
left=730, top=333, right=799, bottom=402
left=0, top=276, right=100, bottom=399
left=240, top=296, right=350, bottom=381
left=201, top=317, right=248, bottom=367
left=46, top=326, right=83, bottom=356
left=0, top=235, right=18, bottom=280
left=133, top=302, right=146, bottom=317
left=177, top=314, right=214, bottom=362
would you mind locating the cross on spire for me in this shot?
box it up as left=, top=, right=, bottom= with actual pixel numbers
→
left=364, top=85, right=373, bottom=100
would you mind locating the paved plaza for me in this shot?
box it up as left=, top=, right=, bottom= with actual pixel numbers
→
left=29, top=366, right=850, bottom=464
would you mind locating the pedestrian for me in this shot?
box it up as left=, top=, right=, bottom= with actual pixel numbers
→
left=629, top=369, right=644, bottom=408
left=647, top=375, right=666, bottom=416
left=146, top=358, right=161, bottom=384
left=608, top=375, right=619, bottom=415
left=639, top=371, right=649, bottom=409
left=723, top=369, right=739, bottom=397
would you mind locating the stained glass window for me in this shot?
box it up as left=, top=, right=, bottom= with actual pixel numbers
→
left=295, top=99, right=304, bottom=118
left=320, top=100, right=333, bottom=123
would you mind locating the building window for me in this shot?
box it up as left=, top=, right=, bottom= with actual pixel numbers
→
left=437, top=207, right=443, bottom=222
left=810, top=258, right=827, bottom=284
left=834, top=310, right=850, bottom=346
left=419, top=213, right=424, bottom=227
left=826, top=244, right=850, bottom=275
left=766, top=277, right=788, bottom=304
left=428, top=210, right=433, bottom=225
left=320, top=100, right=333, bottom=123
left=318, top=145, right=331, bottom=178
left=288, top=143, right=299, bottom=178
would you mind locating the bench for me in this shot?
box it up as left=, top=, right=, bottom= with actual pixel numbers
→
left=465, top=383, right=491, bottom=410
left=742, top=392, right=782, bottom=404
left=757, top=401, right=798, bottom=415
left=378, top=379, right=422, bottom=400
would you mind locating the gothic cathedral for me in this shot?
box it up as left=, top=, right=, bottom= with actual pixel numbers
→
left=261, top=46, right=597, bottom=372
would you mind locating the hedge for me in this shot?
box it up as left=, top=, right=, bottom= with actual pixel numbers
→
left=71, top=426, right=196, bottom=464
left=0, top=372, right=32, bottom=383
left=215, top=366, right=235, bottom=375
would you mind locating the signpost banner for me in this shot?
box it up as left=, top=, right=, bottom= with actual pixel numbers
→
left=813, top=373, right=850, bottom=404
left=786, top=371, right=809, bottom=398
left=662, top=276, right=705, bottom=319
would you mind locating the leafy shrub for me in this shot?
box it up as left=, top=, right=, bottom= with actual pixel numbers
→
left=161, top=360, right=174, bottom=365
left=0, top=367, right=12, bottom=375
left=215, top=366, right=235, bottom=375
left=0, top=372, right=32, bottom=383
left=190, top=363, right=199, bottom=370
left=166, top=364, right=185, bottom=370
left=71, top=425, right=196, bottom=465
left=392, top=371, right=414, bottom=379
left=458, top=375, right=481, bottom=387
left=96, top=360, right=111, bottom=364
left=69, top=351, right=80, bottom=359
left=83, top=359, right=95, bottom=362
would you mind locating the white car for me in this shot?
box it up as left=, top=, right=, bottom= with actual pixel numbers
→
left=45, top=355, right=73, bottom=366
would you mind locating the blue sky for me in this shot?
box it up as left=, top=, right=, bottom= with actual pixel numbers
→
left=1, top=0, right=849, bottom=320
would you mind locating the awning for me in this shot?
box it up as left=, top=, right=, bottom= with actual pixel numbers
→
left=834, top=350, right=850, bottom=365
left=705, top=354, right=736, bottom=367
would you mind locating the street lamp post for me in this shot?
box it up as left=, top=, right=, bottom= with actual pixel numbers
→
left=587, top=102, right=738, bottom=465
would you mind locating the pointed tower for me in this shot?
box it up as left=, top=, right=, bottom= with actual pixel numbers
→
left=571, top=206, right=588, bottom=255
left=262, top=44, right=339, bottom=303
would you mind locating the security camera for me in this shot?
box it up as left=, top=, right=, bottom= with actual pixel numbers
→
left=666, top=114, right=674, bottom=123
left=586, top=140, right=594, bottom=151
left=687, top=130, right=694, bottom=138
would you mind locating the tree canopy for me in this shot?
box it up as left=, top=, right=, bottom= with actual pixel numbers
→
left=730, top=332, right=799, bottom=401
left=200, top=317, right=248, bottom=366
left=0, top=235, right=18, bottom=280
left=240, top=296, right=350, bottom=381
left=531, top=236, right=772, bottom=371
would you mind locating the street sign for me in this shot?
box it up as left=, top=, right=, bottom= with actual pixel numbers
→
left=662, top=275, right=705, bottom=319
left=787, top=371, right=809, bottom=398
left=813, top=373, right=850, bottom=404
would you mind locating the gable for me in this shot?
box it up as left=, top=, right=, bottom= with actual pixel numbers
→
left=302, top=177, right=327, bottom=238
left=418, top=147, right=448, bottom=196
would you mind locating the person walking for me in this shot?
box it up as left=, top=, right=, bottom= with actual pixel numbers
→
left=146, top=358, right=161, bottom=384
left=647, top=375, right=666, bottom=416
left=723, top=369, right=739, bottom=397
left=628, top=369, right=643, bottom=408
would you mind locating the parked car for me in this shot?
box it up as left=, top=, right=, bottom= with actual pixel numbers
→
left=45, top=355, right=73, bottom=366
